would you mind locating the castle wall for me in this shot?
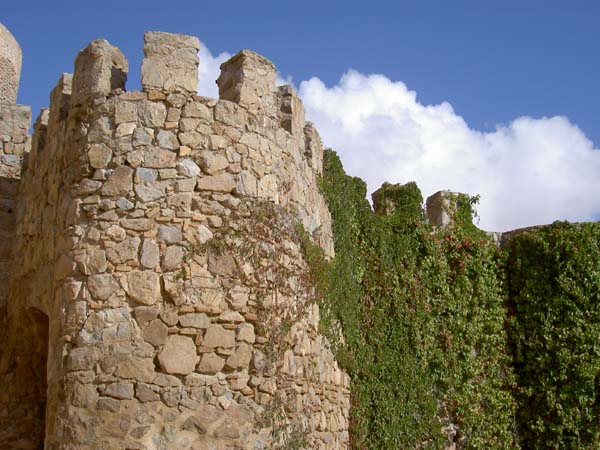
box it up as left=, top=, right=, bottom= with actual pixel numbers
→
left=3, top=31, right=348, bottom=450
left=0, top=23, right=35, bottom=450
left=0, top=104, right=31, bottom=312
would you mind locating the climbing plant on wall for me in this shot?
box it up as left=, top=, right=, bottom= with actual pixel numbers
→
left=505, top=222, right=600, bottom=449
left=314, top=150, right=517, bottom=449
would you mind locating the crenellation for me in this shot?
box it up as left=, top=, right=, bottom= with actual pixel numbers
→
left=426, top=189, right=467, bottom=227
left=278, top=84, right=306, bottom=136
left=141, top=31, right=200, bottom=95
left=217, top=49, right=278, bottom=116
left=0, top=25, right=348, bottom=450
left=71, top=39, right=128, bottom=106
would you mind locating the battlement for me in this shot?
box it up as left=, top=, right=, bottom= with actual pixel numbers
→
left=0, top=27, right=346, bottom=450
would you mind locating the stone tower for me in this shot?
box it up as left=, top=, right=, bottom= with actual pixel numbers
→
left=0, top=26, right=349, bottom=450
left=0, top=23, right=22, bottom=105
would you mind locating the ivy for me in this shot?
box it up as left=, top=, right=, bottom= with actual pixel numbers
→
left=505, top=222, right=600, bottom=449
left=315, top=150, right=517, bottom=449
left=307, top=150, right=600, bottom=449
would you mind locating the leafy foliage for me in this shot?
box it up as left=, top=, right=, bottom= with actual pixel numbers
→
left=505, top=222, right=600, bottom=449
left=315, top=150, right=517, bottom=449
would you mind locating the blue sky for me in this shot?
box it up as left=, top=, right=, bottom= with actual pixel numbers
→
left=3, top=1, right=600, bottom=230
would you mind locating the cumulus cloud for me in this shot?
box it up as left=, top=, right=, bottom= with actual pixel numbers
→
left=299, top=72, right=600, bottom=230
left=199, top=46, right=600, bottom=231
left=197, top=43, right=293, bottom=97
left=197, top=42, right=231, bottom=98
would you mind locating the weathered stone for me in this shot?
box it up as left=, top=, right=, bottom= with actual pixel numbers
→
left=176, top=158, right=201, bottom=177
left=139, top=101, right=167, bottom=128
left=195, top=224, right=213, bottom=244
left=0, top=27, right=350, bottom=450
left=143, top=319, right=168, bottom=346
left=144, top=146, right=176, bottom=168
left=88, top=143, right=112, bottom=169
left=124, top=270, right=161, bottom=304
left=202, top=325, right=235, bottom=349
left=178, top=131, right=204, bottom=148
left=134, top=306, right=159, bottom=325
left=79, top=249, right=107, bottom=275
left=115, top=122, right=136, bottom=138
left=115, top=197, right=134, bottom=210
left=237, top=323, right=255, bottom=344
left=425, top=190, right=468, bottom=228
left=105, top=382, right=134, bottom=400
left=198, top=152, right=229, bottom=175
left=208, top=251, right=237, bottom=276
left=158, top=335, right=199, bottom=375
left=182, top=416, right=207, bottom=434
left=67, top=347, right=100, bottom=371
left=213, top=419, right=240, bottom=439
left=225, top=343, right=253, bottom=369
left=87, top=274, right=119, bottom=300
left=132, top=127, right=153, bottom=147
left=121, top=218, right=154, bottom=231
left=106, top=236, right=140, bottom=264
left=140, top=239, right=159, bottom=268
left=179, top=313, right=210, bottom=329
left=217, top=49, right=276, bottom=115
left=197, top=353, right=225, bottom=374
left=115, top=357, right=155, bottom=383
left=114, top=101, right=138, bottom=124
left=97, top=397, right=121, bottom=412
left=219, top=311, right=245, bottom=323
left=136, top=383, right=160, bottom=403
left=182, top=101, right=211, bottom=119
left=157, top=129, right=179, bottom=150
left=197, top=173, right=236, bottom=192
left=141, top=31, right=200, bottom=94
left=161, top=245, right=184, bottom=272
left=75, top=178, right=102, bottom=195
left=72, top=39, right=128, bottom=104
left=157, top=225, right=182, bottom=243
left=168, top=192, right=192, bottom=211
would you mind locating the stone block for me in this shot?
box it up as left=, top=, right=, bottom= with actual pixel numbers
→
left=217, top=50, right=277, bottom=115
left=425, top=190, right=472, bottom=227
left=141, top=31, right=200, bottom=94
left=71, top=39, right=128, bottom=105
left=158, top=335, right=199, bottom=375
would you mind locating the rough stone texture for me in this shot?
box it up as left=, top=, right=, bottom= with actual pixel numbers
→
left=71, top=39, right=128, bottom=105
left=217, top=50, right=278, bottom=116
left=141, top=31, right=200, bottom=94
left=0, top=23, right=22, bottom=104
left=0, top=25, right=348, bottom=450
left=426, top=190, right=461, bottom=227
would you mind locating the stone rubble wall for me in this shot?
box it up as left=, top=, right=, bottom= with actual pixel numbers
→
left=0, top=104, right=31, bottom=313
left=1, top=30, right=349, bottom=450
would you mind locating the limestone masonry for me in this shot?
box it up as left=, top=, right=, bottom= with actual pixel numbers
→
left=0, top=25, right=349, bottom=450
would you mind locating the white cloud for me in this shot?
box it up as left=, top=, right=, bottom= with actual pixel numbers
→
left=199, top=46, right=600, bottom=231
left=299, top=72, right=600, bottom=231
left=198, top=43, right=292, bottom=97
left=197, top=42, right=231, bottom=98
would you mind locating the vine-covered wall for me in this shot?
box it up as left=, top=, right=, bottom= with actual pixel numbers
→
left=314, top=149, right=600, bottom=449
left=506, top=222, right=600, bottom=449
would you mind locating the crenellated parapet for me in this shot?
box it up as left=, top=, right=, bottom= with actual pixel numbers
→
left=1, top=28, right=348, bottom=450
